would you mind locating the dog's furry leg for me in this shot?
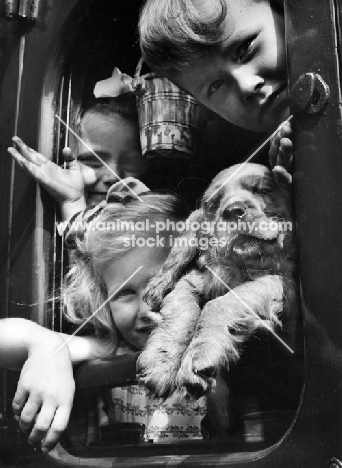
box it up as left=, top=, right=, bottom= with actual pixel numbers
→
left=177, top=274, right=284, bottom=397
left=144, top=209, right=204, bottom=311
left=138, top=270, right=204, bottom=399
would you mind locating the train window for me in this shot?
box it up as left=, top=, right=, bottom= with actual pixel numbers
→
left=3, top=0, right=342, bottom=466
left=41, top=0, right=304, bottom=464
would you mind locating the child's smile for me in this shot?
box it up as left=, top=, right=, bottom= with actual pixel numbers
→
left=174, top=0, right=289, bottom=132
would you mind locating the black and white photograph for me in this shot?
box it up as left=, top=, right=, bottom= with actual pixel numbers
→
left=0, top=0, right=341, bottom=466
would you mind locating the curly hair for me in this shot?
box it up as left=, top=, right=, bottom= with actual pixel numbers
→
left=139, top=0, right=227, bottom=76
left=62, top=192, right=189, bottom=344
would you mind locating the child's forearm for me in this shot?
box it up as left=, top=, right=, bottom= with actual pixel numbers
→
left=0, top=317, right=114, bottom=371
left=58, top=332, right=115, bottom=364
left=0, top=318, right=67, bottom=370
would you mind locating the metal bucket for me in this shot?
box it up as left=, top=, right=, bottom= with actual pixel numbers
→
left=134, top=61, right=209, bottom=160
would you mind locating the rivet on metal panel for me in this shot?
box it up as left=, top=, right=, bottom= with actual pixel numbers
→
left=290, top=73, right=330, bottom=114
left=327, top=458, right=342, bottom=468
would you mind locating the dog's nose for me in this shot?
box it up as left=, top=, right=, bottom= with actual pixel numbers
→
left=222, top=203, right=247, bottom=220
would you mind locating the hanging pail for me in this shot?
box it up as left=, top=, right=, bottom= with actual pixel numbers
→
left=134, top=60, right=210, bottom=160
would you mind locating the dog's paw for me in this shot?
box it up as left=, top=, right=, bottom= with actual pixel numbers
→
left=176, top=347, right=218, bottom=399
left=138, top=368, right=175, bottom=400
left=268, top=297, right=283, bottom=327
left=137, top=344, right=180, bottom=399
left=260, top=277, right=284, bottom=327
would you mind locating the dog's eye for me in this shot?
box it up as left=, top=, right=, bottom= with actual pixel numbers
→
left=252, top=185, right=270, bottom=195
left=205, top=200, right=219, bottom=213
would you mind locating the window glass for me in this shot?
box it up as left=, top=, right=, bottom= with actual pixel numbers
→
left=50, top=0, right=304, bottom=461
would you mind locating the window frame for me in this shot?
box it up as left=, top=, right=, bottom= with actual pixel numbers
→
left=1, top=0, right=342, bottom=465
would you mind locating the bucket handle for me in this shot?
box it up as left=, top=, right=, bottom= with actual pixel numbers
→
left=133, top=57, right=156, bottom=89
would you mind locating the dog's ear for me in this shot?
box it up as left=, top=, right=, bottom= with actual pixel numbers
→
left=272, top=165, right=292, bottom=187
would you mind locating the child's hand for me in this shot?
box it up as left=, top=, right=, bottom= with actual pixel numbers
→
left=12, top=333, right=75, bottom=453
left=8, top=136, right=86, bottom=216
left=269, top=121, right=293, bottom=183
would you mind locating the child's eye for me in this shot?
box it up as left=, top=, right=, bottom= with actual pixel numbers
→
left=124, top=162, right=139, bottom=172
left=207, top=79, right=225, bottom=98
left=235, top=37, right=255, bottom=62
left=78, top=158, right=102, bottom=168
left=116, top=288, right=136, bottom=299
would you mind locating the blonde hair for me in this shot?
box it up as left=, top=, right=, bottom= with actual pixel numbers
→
left=62, top=192, right=188, bottom=344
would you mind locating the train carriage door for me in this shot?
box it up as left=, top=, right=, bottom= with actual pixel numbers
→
left=285, top=0, right=342, bottom=462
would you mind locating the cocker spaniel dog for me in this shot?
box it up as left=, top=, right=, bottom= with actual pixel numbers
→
left=138, top=163, right=297, bottom=400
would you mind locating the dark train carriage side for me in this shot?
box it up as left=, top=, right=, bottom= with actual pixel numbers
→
left=1, top=0, right=342, bottom=467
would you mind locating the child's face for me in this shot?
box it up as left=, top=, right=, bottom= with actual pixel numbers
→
left=77, top=113, right=149, bottom=205
left=174, top=0, right=289, bottom=133
left=101, top=242, right=169, bottom=350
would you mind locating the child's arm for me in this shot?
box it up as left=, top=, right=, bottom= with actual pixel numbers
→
left=57, top=332, right=116, bottom=364
left=0, top=319, right=114, bottom=452
left=0, top=318, right=75, bottom=452
left=269, top=121, right=293, bottom=183
left=7, top=137, right=87, bottom=220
